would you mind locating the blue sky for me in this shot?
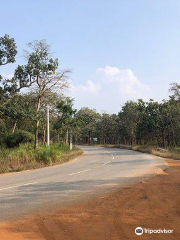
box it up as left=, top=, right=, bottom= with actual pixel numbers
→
left=1, top=0, right=180, bottom=112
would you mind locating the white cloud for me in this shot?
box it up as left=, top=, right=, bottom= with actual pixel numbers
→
left=68, top=66, right=152, bottom=113
left=70, top=79, right=101, bottom=94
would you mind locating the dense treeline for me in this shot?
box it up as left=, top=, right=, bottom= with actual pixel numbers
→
left=75, top=94, right=180, bottom=148
left=1, top=34, right=180, bottom=150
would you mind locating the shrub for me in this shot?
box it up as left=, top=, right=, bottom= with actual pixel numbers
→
left=58, top=142, right=70, bottom=152
left=5, top=130, right=34, bottom=147
left=35, top=144, right=63, bottom=164
left=35, top=146, right=51, bottom=164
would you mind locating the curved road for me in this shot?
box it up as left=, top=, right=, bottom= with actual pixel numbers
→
left=0, top=146, right=167, bottom=222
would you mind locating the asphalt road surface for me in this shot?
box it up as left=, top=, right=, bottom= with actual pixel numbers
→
left=0, top=146, right=167, bottom=222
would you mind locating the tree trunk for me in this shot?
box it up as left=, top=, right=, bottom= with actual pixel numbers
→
left=88, top=131, right=91, bottom=144
left=42, top=123, right=46, bottom=144
left=34, top=95, right=41, bottom=149
left=70, top=128, right=73, bottom=150
left=65, top=129, right=69, bottom=144
left=103, top=135, right=105, bottom=144
left=12, top=120, right=17, bottom=133
left=34, top=120, right=39, bottom=149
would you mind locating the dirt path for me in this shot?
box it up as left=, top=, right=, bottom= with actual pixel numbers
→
left=0, top=159, right=180, bottom=240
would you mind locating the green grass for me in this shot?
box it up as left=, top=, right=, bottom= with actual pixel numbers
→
left=102, top=144, right=180, bottom=160
left=0, top=143, right=83, bottom=174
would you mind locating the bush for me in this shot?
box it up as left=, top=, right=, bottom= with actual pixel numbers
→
left=0, top=142, right=82, bottom=173
left=5, top=130, right=34, bottom=147
left=58, top=142, right=70, bottom=152
left=35, top=144, right=63, bottom=164
left=35, top=146, right=51, bottom=164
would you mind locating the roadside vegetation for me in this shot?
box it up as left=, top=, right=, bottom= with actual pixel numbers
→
left=101, top=144, right=180, bottom=160
left=74, top=96, right=180, bottom=161
left=0, top=35, right=82, bottom=174
left=1, top=34, right=180, bottom=175
left=0, top=143, right=83, bottom=174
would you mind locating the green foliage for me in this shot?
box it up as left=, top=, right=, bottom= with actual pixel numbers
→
left=0, top=34, right=18, bottom=98
left=96, top=113, right=118, bottom=144
left=55, top=96, right=76, bottom=129
left=5, top=130, right=34, bottom=147
left=0, top=143, right=82, bottom=173
left=74, top=93, right=180, bottom=148
left=21, top=143, right=70, bottom=165
left=35, top=146, right=52, bottom=164
left=75, top=107, right=100, bottom=144
left=3, top=94, right=35, bottom=121
left=0, top=35, right=70, bottom=150
left=0, top=34, right=17, bottom=66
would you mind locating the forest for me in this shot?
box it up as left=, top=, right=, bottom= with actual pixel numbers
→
left=1, top=34, right=180, bottom=173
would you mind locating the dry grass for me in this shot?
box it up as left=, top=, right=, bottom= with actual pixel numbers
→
left=0, top=144, right=83, bottom=174
left=52, top=148, right=83, bottom=164
left=102, top=144, right=180, bottom=160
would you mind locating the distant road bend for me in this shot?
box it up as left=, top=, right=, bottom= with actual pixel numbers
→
left=0, top=145, right=167, bottom=222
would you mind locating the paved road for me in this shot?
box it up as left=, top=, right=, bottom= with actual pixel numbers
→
left=0, top=146, right=167, bottom=222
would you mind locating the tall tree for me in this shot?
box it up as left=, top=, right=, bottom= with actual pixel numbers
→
left=54, top=96, right=76, bottom=144
left=15, top=40, right=70, bottom=148
left=118, top=101, right=139, bottom=145
left=75, top=108, right=100, bottom=144
left=97, top=113, right=118, bottom=144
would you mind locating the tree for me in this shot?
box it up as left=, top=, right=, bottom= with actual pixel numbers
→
left=54, top=96, right=76, bottom=145
left=118, top=101, right=139, bottom=145
left=97, top=113, right=118, bottom=144
left=15, top=40, right=70, bottom=148
left=0, top=34, right=17, bottom=101
left=0, top=34, right=17, bottom=66
left=75, top=108, right=100, bottom=144
left=0, top=34, right=18, bottom=141
left=169, top=82, right=180, bottom=101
